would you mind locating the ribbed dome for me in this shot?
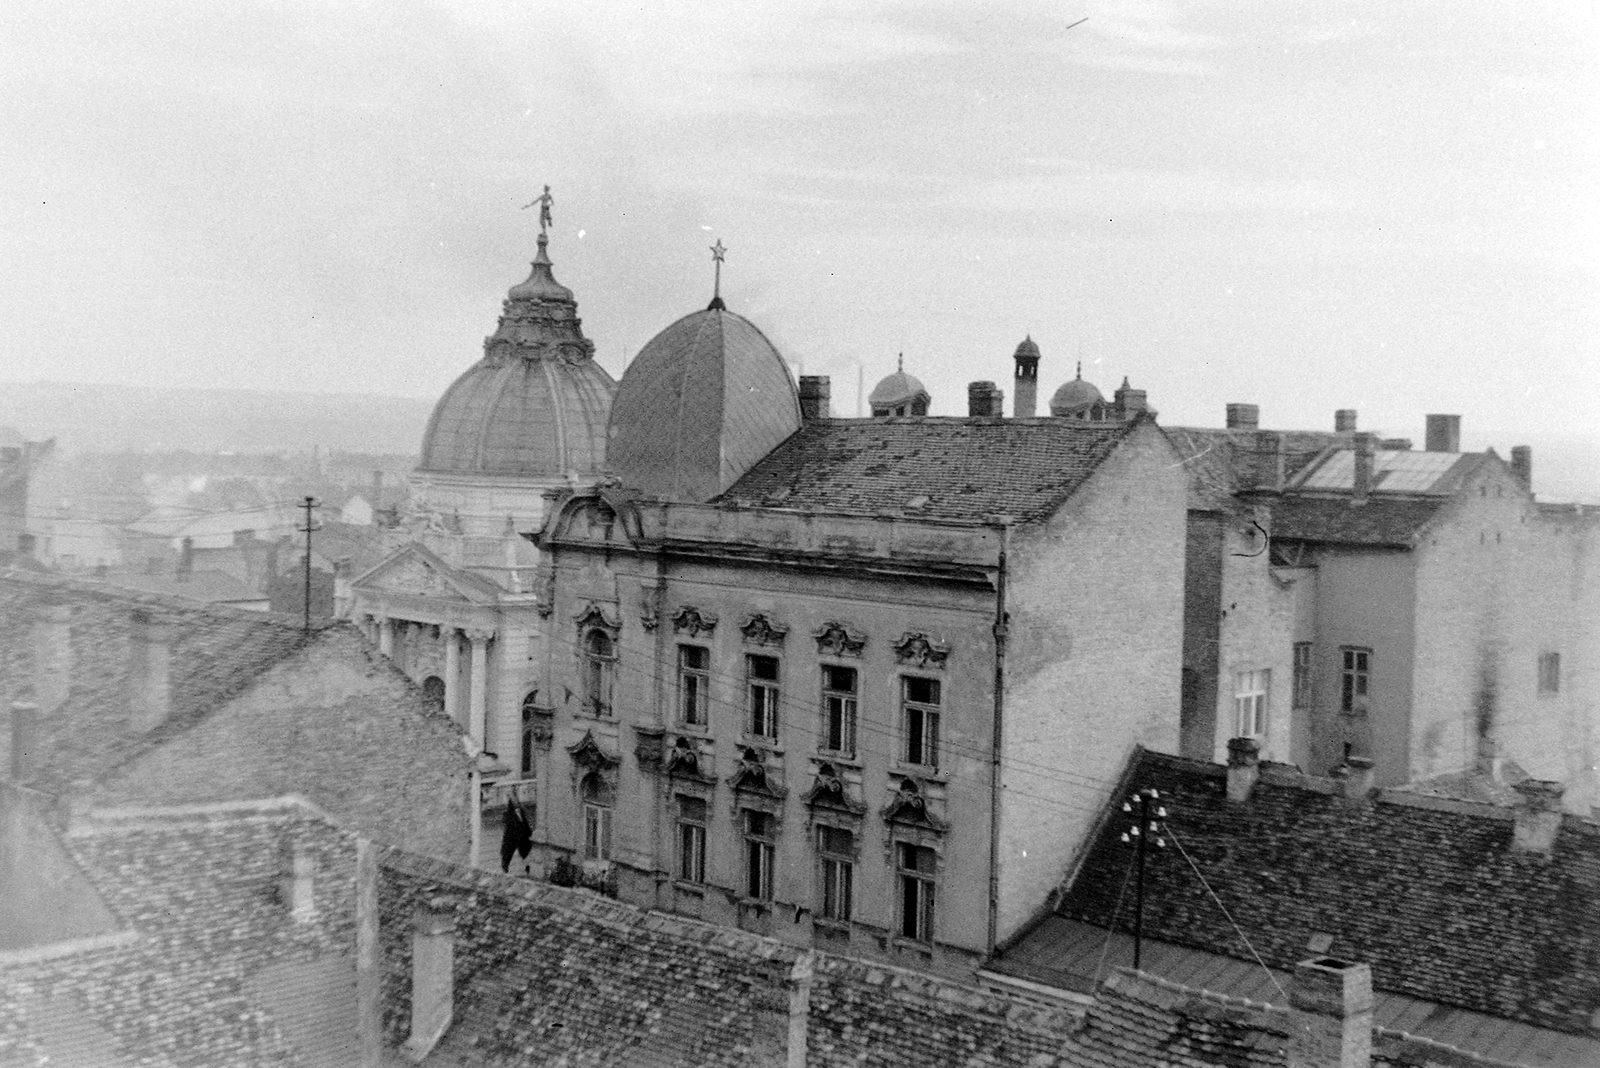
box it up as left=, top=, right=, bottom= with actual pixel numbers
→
left=1049, top=363, right=1104, bottom=416
left=419, top=234, right=616, bottom=477
left=869, top=370, right=928, bottom=408
left=607, top=306, right=800, bottom=503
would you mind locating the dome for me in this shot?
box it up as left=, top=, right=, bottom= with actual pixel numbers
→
left=418, top=234, right=616, bottom=477
left=607, top=305, right=800, bottom=503
left=1013, top=336, right=1040, bottom=360
left=869, top=371, right=929, bottom=408
left=1049, top=362, right=1105, bottom=416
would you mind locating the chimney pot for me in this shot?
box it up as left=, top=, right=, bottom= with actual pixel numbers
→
left=1510, top=445, right=1532, bottom=491
left=798, top=376, right=831, bottom=421
left=1288, top=956, right=1374, bottom=1068
left=1511, top=778, right=1564, bottom=855
left=1226, top=737, right=1261, bottom=803
left=1340, top=757, right=1375, bottom=801
left=1424, top=414, right=1461, bottom=453
left=967, top=381, right=1004, bottom=418
left=1225, top=403, right=1260, bottom=430
left=1334, top=409, right=1358, bottom=433
left=402, top=902, right=456, bottom=1060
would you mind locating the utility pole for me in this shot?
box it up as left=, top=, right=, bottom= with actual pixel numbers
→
left=1121, top=787, right=1167, bottom=970
left=299, top=496, right=319, bottom=635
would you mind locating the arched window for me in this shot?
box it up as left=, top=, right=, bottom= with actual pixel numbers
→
left=583, top=630, right=615, bottom=716
left=581, top=774, right=614, bottom=861
left=421, top=676, right=445, bottom=708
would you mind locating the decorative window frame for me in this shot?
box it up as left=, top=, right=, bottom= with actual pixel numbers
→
left=672, top=605, right=719, bottom=638
left=802, top=760, right=866, bottom=819
left=813, top=621, right=867, bottom=659
left=892, top=632, right=950, bottom=670
left=741, top=613, right=789, bottom=648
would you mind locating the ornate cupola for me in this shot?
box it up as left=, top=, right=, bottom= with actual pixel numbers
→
left=869, top=354, right=932, bottom=418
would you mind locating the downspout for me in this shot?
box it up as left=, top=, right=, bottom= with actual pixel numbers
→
left=987, top=517, right=1014, bottom=956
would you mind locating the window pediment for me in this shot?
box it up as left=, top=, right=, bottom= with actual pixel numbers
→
left=672, top=605, right=719, bottom=638
left=881, top=776, right=946, bottom=832
left=741, top=613, right=789, bottom=647
left=814, top=621, right=866, bottom=658
left=803, top=761, right=865, bottom=816
left=893, top=632, right=950, bottom=670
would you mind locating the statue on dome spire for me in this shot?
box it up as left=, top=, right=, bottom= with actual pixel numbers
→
left=708, top=239, right=727, bottom=311
left=522, top=185, right=554, bottom=236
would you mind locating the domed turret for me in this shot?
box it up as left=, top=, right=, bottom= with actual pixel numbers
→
left=419, top=233, right=615, bottom=477
left=1049, top=362, right=1106, bottom=419
left=869, top=354, right=931, bottom=418
left=607, top=257, right=800, bottom=502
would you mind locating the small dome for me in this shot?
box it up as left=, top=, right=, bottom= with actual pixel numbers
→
left=1049, top=363, right=1105, bottom=416
left=418, top=234, right=615, bottom=478
left=1014, top=336, right=1040, bottom=359
left=869, top=371, right=928, bottom=408
left=607, top=306, right=800, bottom=502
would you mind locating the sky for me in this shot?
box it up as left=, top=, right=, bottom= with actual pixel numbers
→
left=3, top=1, right=1597, bottom=494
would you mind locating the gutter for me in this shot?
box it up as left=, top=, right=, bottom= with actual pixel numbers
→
left=986, top=516, right=1013, bottom=956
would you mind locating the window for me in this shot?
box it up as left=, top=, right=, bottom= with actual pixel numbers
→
left=677, top=796, right=707, bottom=883
left=747, top=655, right=780, bottom=739
left=677, top=645, right=710, bottom=727
left=583, top=630, right=616, bottom=715
left=1292, top=643, right=1313, bottom=710
left=817, top=825, right=854, bottom=922
left=520, top=690, right=541, bottom=776
left=896, top=843, right=936, bottom=943
left=422, top=675, right=445, bottom=708
left=581, top=776, right=613, bottom=862
left=1233, top=669, right=1269, bottom=739
left=1340, top=648, right=1371, bottom=714
left=900, top=677, right=941, bottom=769
left=743, top=810, right=775, bottom=900
left=1539, top=652, right=1561, bottom=695
left=821, top=665, right=858, bottom=758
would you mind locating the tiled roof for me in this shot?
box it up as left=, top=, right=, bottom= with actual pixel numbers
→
left=1046, top=749, right=1600, bottom=1039
left=718, top=417, right=1142, bottom=523
left=87, top=567, right=268, bottom=605
left=1268, top=495, right=1446, bottom=546
left=1165, top=427, right=1344, bottom=509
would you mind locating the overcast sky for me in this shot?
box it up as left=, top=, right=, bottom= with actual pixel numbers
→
left=3, top=1, right=1596, bottom=490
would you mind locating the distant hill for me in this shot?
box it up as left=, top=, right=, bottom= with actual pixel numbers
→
left=0, top=381, right=433, bottom=456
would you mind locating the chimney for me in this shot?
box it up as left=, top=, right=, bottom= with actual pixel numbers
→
left=798, top=376, right=831, bottom=421
left=279, top=842, right=316, bottom=920
left=401, top=902, right=455, bottom=1060
left=1334, top=409, right=1358, bottom=433
left=178, top=536, right=195, bottom=580
left=127, top=609, right=172, bottom=733
left=1511, top=778, right=1564, bottom=856
left=1225, top=403, right=1260, bottom=430
left=787, top=950, right=816, bottom=1068
left=1113, top=378, right=1147, bottom=418
left=1424, top=414, right=1461, bottom=453
left=32, top=601, right=72, bottom=716
left=967, top=381, right=1004, bottom=418
left=356, top=839, right=383, bottom=1068
left=1226, top=737, right=1260, bottom=803
left=1352, top=433, right=1376, bottom=505
left=1013, top=338, right=1039, bottom=418
left=8, top=700, right=41, bottom=784
left=1340, top=756, right=1375, bottom=802
left=1288, top=957, right=1374, bottom=1068
left=17, top=532, right=36, bottom=558
left=1510, top=446, right=1532, bottom=490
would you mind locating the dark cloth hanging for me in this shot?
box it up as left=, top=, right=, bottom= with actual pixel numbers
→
left=499, top=797, right=532, bottom=872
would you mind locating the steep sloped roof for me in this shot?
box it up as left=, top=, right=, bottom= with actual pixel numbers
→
left=719, top=417, right=1143, bottom=523
left=1267, top=496, right=1447, bottom=546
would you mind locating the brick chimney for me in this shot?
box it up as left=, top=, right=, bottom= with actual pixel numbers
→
left=1510, top=446, right=1532, bottom=490
left=401, top=902, right=455, bottom=1060
left=1225, top=403, right=1260, bottom=430
left=7, top=700, right=41, bottom=784
left=1334, top=409, right=1358, bottom=433
left=1288, top=957, right=1374, bottom=1068
left=1511, top=779, right=1564, bottom=856
left=1113, top=378, right=1147, bottom=417
left=32, top=601, right=72, bottom=716
left=1013, top=339, right=1039, bottom=418
left=1424, top=414, right=1460, bottom=453
left=1226, top=737, right=1260, bottom=803
left=798, top=376, right=831, bottom=421
left=1352, top=433, right=1376, bottom=505
left=128, top=609, right=172, bottom=733
left=967, top=381, right=1004, bottom=418
left=279, top=842, right=316, bottom=921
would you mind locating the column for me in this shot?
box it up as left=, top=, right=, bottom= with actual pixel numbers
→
left=465, top=628, right=492, bottom=752
left=377, top=615, right=394, bottom=658
left=443, top=627, right=461, bottom=723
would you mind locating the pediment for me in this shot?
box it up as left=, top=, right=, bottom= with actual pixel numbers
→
left=350, top=544, right=498, bottom=605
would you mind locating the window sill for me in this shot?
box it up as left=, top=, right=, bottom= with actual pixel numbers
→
left=892, top=764, right=947, bottom=783
left=891, top=937, right=934, bottom=957
left=742, top=734, right=782, bottom=752
left=675, top=722, right=712, bottom=737
left=816, top=752, right=862, bottom=768
left=672, top=880, right=706, bottom=896
left=736, top=897, right=773, bottom=913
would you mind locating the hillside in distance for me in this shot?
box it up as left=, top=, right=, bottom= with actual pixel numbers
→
left=0, top=381, right=433, bottom=456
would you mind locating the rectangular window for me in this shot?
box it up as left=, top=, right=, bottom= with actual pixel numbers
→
left=896, top=842, right=936, bottom=943
left=1539, top=652, right=1561, bottom=695
left=1341, top=648, right=1371, bottom=713
left=1292, top=642, right=1313, bottom=710
left=900, top=677, right=941, bottom=769
left=677, top=645, right=710, bottom=727
left=743, top=810, right=775, bottom=901
left=677, top=796, right=707, bottom=883
left=821, top=665, right=858, bottom=758
left=583, top=803, right=612, bottom=862
left=747, top=655, right=780, bottom=739
left=1233, top=669, right=1269, bottom=738
left=817, top=825, right=854, bottom=922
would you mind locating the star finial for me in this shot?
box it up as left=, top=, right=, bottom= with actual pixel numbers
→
left=897, top=352, right=904, bottom=373
left=708, top=239, right=727, bottom=310
left=1076, top=360, right=1083, bottom=380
